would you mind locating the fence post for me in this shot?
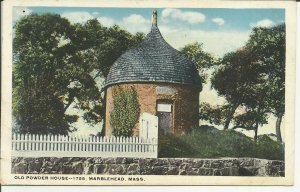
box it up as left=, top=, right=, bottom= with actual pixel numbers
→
left=29, top=134, right=32, bottom=151
left=23, top=134, right=27, bottom=150
left=154, top=138, right=158, bottom=157
left=12, top=133, right=14, bottom=151
left=33, top=134, right=36, bottom=151
left=99, top=136, right=102, bottom=152
left=16, top=134, right=19, bottom=151
left=46, top=135, right=50, bottom=151
left=90, top=136, right=94, bottom=152
left=58, top=135, right=61, bottom=151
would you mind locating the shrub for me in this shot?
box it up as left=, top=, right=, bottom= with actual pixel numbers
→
left=158, top=125, right=284, bottom=160
left=110, top=87, right=140, bottom=136
left=255, top=135, right=284, bottom=160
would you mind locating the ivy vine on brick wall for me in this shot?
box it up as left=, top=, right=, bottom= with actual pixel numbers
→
left=110, top=87, right=140, bottom=136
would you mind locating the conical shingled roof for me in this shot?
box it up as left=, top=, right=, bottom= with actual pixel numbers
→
left=104, top=13, right=201, bottom=89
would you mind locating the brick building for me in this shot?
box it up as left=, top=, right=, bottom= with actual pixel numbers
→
left=103, top=11, right=202, bottom=138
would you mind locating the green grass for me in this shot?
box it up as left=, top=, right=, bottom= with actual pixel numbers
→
left=158, top=125, right=284, bottom=160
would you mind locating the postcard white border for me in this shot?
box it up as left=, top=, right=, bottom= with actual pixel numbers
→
left=1, top=0, right=296, bottom=186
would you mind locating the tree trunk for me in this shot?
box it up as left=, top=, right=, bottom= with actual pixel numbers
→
left=254, top=122, right=259, bottom=142
left=275, top=112, right=283, bottom=143
left=224, top=103, right=240, bottom=130
left=224, top=117, right=232, bottom=130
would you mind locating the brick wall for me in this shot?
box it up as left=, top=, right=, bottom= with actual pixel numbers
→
left=105, top=83, right=199, bottom=136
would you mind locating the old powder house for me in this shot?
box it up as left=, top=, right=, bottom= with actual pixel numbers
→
left=104, top=11, right=202, bottom=138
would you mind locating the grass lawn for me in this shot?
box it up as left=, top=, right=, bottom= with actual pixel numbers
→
left=158, top=125, right=284, bottom=160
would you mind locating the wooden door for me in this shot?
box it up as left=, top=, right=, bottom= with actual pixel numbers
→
left=157, top=103, right=172, bottom=135
left=157, top=112, right=172, bottom=135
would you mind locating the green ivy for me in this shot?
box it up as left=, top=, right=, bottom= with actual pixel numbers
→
left=110, top=87, right=140, bottom=136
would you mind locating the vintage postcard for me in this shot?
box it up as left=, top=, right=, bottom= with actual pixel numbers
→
left=1, top=0, right=296, bottom=185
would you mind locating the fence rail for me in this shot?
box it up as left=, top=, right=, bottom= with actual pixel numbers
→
left=11, top=134, right=158, bottom=158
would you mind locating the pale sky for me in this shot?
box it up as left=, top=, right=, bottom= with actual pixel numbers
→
left=12, top=7, right=285, bottom=139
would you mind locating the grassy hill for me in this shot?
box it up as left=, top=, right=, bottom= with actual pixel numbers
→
left=158, top=125, right=284, bottom=160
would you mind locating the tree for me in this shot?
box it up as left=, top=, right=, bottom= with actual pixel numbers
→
left=68, top=20, right=144, bottom=129
left=181, top=42, right=216, bottom=83
left=246, top=24, right=285, bottom=142
left=232, top=107, right=269, bottom=142
left=70, top=20, right=144, bottom=79
left=212, top=48, right=265, bottom=130
left=13, top=14, right=144, bottom=134
left=13, top=13, right=77, bottom=134
left=210, top=24, right=285, bottom=142
left=199, top=102, right=228, bottom=126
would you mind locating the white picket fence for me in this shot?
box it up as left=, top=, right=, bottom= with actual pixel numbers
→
left=11, top=134, right=158, bottom=158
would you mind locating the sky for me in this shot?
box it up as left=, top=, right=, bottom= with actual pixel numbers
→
left=13, top=7, right=284, bottom=57
left=12, top=7, right=285, bottom=138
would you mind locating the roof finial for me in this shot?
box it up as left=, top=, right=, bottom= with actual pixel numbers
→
left=152, top=10, right=157, bottom=27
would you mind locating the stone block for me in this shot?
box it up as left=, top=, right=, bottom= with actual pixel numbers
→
left=154, top=159, right=169, bottom=166
left=238, top=167, right=258, bottom=176
left=168, top=159, right=182, bottom=166
left=202, top=160, right=211, bottom=168
left=279, top=171, right=285, bottom=177
left=198, top=168, right=213, bottom=176
left=178, top=170, right=187, bottom=175
left=122, top=158, right=134, bottom=164
left=94, top=158, right=104, bottom=164
left=94, top=164, right=108, bottom=174
left=210, top=161, right=224, bottom=169
left=149, top=166, right=168, bottom=175
left=266, top=165, right=282, bottom=176
left=257, top=167, right=267, bottom=176
left=187, top=168, right=199, bottom=175
left=271, top=160, right=283, bottom=166
left=50, top=162, right=63, bottom=174
left=40, top=166, right=52, bottom=174
left=28, top=161, right=43, bottom=173
left=104, top=158, right=116, bottom=164
left=86, top=157, right=95, bottom=164
left=23, top=158, right=34, bottom=163
left=253, top=159, right=268, bottom=167
left=139, top=166, right=151, bottom=175
left=62, top=165, right=74, bottom=174
left=192, top=159, right=204, bottom=168
left=179, top=163, right=188, bottom=170
left=12, top=157, right=23, bottom=164
left=115, top=157, right=125, bottom=164
left=239, top=158, right=254, bottom=166
left=72, top=162, right=84, bottom=174
left=12, top=163, right=28, bottom=174
left=138, top=158, right=152, bottom=167
left=167, top=166, right=179, bottom=175
left=127, top=164, right=140, bottom=175
left=222, top=167, right=239, bottom=176
left=69, top=157, right=85, bottom=163
left=84, top=164, right=94, bottom=174
left=60, top=157, right=72, bottom=163
left=213, top=169, right=222, bottom=176
left=108, top=164, right=125, bottom=175
left=223, top=159, right=238, bottom=167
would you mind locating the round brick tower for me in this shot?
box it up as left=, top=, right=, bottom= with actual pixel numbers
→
left=104, top=11, right=202, bottom=137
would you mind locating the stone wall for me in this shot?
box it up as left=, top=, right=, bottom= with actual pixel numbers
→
left=12, top=157, right=284, bottom=176
left=105, top=83, right=199, bottom=136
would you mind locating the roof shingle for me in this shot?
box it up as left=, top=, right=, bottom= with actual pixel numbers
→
left=104, top=25, right=202, bottom=89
